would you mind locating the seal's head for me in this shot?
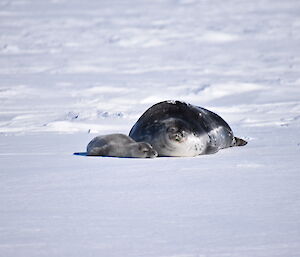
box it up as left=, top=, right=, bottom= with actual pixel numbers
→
left=163, top=118, right=193, bottom=143
left=131, top=142, right=158, bottom=158
left=148, top=118, right=206, bottom=157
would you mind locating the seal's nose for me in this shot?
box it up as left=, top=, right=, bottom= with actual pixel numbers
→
left=175, top=134, right=181, bottom=141
left=171, top=131, right=186, bottom=142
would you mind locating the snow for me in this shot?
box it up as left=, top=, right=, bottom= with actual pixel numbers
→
left=0, top=0, right=300, bottom=256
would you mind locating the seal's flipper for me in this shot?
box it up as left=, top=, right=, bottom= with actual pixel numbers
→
left=233, top=137, right=248, bottom=146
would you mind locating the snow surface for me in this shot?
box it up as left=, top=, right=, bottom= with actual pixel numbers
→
left=0, top=0, right=300, bottom=256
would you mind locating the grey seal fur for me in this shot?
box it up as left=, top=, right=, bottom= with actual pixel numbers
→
left=87, top=133, right=158, bottom=158
left=129, top=100, right=247, bottom=157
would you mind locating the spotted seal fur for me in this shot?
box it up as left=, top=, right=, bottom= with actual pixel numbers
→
left=129, top=100, right=247, bottom=157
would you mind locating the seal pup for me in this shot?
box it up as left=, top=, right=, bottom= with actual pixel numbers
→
left=129, top=100, right=247, bottom=157
left=86, top=133, right=158, bottom=158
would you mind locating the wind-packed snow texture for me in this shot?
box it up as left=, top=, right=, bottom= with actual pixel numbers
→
left=0, top=0, right=300, bottom=256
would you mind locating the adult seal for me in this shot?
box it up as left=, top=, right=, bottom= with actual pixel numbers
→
left=129, top=100, right=247, bottom=157
left=87, top=134, right=158, bottom=158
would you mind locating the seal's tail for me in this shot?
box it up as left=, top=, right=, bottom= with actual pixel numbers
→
left=233, top=137, right=248, bottom=146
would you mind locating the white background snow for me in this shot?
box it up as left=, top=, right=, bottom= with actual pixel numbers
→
left=0, top=0, right=300, bottom=256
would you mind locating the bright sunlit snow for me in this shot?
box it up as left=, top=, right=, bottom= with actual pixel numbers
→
left=0, top=0, right=300, bottom=256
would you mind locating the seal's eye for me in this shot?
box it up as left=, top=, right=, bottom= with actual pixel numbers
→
left=138, top=144, right=149, bottom=153
left=167, top=127, right=177, bottom=133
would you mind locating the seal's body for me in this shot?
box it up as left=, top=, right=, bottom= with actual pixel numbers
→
left=87, top=134, right=158, bottom=158
left=129, top=100, right=247, bottom=157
